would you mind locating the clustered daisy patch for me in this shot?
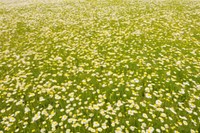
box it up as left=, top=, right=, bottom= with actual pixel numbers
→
left=0, top=0, right=200, bottom=133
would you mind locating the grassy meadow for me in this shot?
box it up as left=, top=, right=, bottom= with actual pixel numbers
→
left=0, top=0, right=200, bottom=132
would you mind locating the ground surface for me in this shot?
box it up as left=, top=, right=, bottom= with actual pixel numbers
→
left=0, top=0, right=200, bottom=133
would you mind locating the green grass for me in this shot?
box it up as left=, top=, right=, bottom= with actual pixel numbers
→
left=0, top=0, right=200, bottom=133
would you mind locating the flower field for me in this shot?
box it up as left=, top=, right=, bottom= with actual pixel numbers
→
left=0, top=0, right=200, bottom=132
